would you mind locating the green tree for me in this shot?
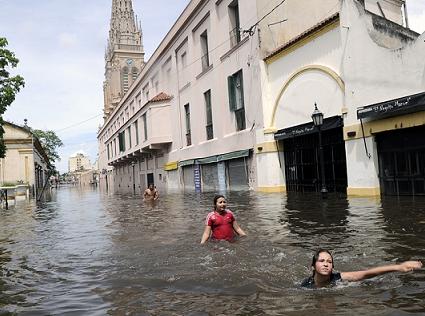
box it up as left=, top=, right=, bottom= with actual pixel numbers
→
left=0, top=37, right=25, bottom=158
left=32, top=129, right=63, bottom=170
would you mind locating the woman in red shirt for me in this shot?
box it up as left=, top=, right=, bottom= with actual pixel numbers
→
left=200, top=195, right=247, bottom=244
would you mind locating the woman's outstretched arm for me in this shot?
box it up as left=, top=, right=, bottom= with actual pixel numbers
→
left=341, top=260, right=422, bottom=282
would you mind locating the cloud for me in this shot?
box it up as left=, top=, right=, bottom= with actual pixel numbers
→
left=58, top=32, right=78, bottom=49
left=407, top=0, right=425, bottom=33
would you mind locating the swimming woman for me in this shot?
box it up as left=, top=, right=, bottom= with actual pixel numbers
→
left=301, top=249, right=422, bottom=288
left=200, top=195, right=247, bottom=244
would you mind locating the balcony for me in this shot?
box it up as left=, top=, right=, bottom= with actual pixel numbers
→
left=107, top=94, right=173, bottom=166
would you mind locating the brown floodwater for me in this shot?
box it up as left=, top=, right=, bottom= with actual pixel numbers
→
left=0, top=186, right=424, bottom=315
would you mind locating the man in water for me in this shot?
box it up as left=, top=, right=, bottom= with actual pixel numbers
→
left=143, top=183, right=159, bottom=201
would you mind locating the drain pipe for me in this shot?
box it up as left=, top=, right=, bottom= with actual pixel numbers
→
left=403, top=2, right=409, bottom=29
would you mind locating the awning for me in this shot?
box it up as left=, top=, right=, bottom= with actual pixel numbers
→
left=217, top=149, right=250, bottom=161
left=177, top=149, right=251, bottom=168
left=357, top=91, right=425, bottom=120
left=274, top=116, right=343, bottom=140
left=197, top=156, right=218, bottom=164
left=178, top=159, right=195, bottom=167
left=164, top=161, right=178, bottom=171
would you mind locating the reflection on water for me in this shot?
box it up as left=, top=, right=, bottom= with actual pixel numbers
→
left=0, top=187, right=424, bottom=315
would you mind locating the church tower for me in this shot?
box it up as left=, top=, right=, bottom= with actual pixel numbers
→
left=103, top=0, right=145, bottom=119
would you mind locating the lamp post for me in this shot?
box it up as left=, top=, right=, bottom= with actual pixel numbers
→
left=312, top=103, right=328, bottom=198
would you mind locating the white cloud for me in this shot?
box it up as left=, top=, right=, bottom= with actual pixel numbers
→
left=58, top=32, right=78, bottom=49
left=407, top=0, right=425, bottom=33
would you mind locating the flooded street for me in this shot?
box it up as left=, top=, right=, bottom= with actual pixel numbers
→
left=1, top=187, right=425, bottom=315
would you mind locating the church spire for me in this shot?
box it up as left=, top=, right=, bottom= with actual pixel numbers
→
left=107, top=0, right=144, bottom=61
left=103, top=0, right=145, bottom=120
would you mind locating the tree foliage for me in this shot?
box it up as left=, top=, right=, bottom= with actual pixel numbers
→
left=32, top=129, right=64, bottom=168
left=0, top=37, right=25, bottom=158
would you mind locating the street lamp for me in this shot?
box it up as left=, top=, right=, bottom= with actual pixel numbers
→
left=312, top=103, right=328, bottom=198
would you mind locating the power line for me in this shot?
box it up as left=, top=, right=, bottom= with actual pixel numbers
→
left=54, top=114, right=103, bottom=133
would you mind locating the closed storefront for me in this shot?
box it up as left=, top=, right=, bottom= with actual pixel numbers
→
left=182, top=165, right=194, bottom=190
left=227, top=158, right=249, bottom=190
left=357, top=91, right=425, bottom=196
left=201, top=163, right=219, bottom=191
left=377, top=126, right=425, bottom=196
left=276, top=116, right=347, bottom=193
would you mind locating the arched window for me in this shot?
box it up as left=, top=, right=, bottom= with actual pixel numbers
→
left=122, top=66, right=129, bottom=93
left=132, top=67, right=138, bottom=82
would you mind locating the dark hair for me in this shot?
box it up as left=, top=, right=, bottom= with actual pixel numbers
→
left=213, top=195, right=226, bottom=209
left=311, top=249, right=334, bottom=276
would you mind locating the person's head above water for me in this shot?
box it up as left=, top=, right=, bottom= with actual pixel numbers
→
left=302, top=248, right=423, bottom=288
left=213, top=195, right=227, bottom=212
left=311, top=249, right=335, bottom=279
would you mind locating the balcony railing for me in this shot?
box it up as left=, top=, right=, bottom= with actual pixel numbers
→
left=186, top=132, right=192, bottom=146
left=115, top=44, right=143, bottom=52
left=201, top=53, right=210, bottom=71
left=229, top=27, right=241, bottom=47
left=206, top=124, right=214, bottom=140
left=235, top=108, right=246, bottom=131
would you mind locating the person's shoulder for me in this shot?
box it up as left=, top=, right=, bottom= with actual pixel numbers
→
left=300, top=276, right=315, bottom=289
left=206, top=211, right=215, bottom=220
left=330, top=272, right=342, bottom=282
left=225, top=209, right=234, bottom=216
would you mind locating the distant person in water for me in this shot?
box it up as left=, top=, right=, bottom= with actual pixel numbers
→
left=301, top=249, right=422, bottom=288
left=200, top=195, right=247, bottom=244
left=143, top=183, right=159, bottom=201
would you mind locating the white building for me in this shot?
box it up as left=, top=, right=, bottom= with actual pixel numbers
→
left=98, top=0, right=425, bottom=197
left=258, top=0, right=424, bottom=196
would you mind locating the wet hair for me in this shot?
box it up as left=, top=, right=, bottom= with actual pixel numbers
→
left=213, top=195, right=226, bottom=210
left=311, top=249, right=334, bottom=276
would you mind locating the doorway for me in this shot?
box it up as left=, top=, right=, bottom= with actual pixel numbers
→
left=282, top=126, right=347, bottom=193
left=377, top=125, right=425, bottom=196
left=147, top=173, right=154, bottom=187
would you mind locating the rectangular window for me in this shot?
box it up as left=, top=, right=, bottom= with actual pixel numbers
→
left=143, top=84, right=150, bottom=102
left=113, top=139, right=117, bottom=156
left=127, top=126, right=132, bottom=148
left=107, top=143, right=110, bottom=160
left=228, top=0, right=241, bottom=47
left=135, top=120, right=139, bottom=145
left=204, top=90, right=213, bottom=140
left=142, top=113, right=148, bottom=141
left=118, top=131, right=126, bottom=152
left=184, top=104, right=192, bottom=146
left=228, top=69, right=246, bottom=131
left=200, top=30, right=209, bottom=70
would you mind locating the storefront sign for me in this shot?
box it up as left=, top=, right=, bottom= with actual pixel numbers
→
left=357, top=91, right=425, bottom=120
left=274, top=116, right=343, bottom=140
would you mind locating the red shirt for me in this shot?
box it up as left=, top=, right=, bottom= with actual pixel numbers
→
left=205, top=210, right=235, bottom=241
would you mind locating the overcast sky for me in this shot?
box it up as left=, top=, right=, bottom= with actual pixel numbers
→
left=1, top=0, right=424, bottom=173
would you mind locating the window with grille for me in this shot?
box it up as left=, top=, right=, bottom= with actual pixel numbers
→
left=184, top=104, right=192, bottom=146
left=228, top=0, right=241, bottom=47
left=200, top=30, right=210, bottom=71
left=204, top=90, right=214, bottom=140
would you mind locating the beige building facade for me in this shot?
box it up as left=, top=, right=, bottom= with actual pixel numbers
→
left=0, top=121, right=50, bottom=197
left=98, top=0, right=424, bottom=196
left=68, top=153, right=92, bottom=172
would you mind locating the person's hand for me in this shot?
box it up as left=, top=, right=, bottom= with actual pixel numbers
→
left=399, top=261, right=422, bottom=272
